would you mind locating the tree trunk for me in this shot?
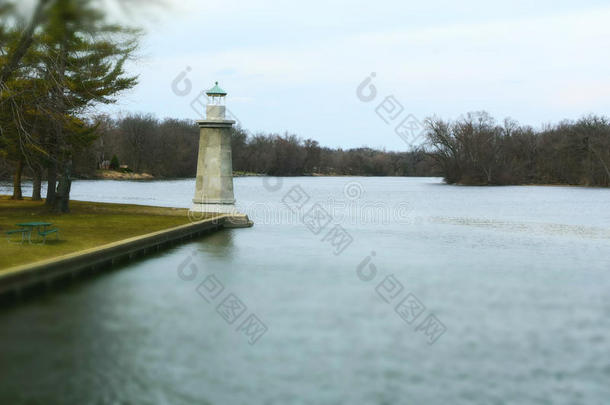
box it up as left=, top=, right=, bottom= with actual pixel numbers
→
left=45, top=163, right=57, bottom=206
left=46, top=31, right=68, bottom=209
left=32, top=166, right=42, bottom=201
left=53, top=161, right=72, bottom=213
left=11, top=159, right=23, bottom=200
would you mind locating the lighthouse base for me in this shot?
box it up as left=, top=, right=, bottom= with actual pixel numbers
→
left=189, top=203, right=253, bottom=228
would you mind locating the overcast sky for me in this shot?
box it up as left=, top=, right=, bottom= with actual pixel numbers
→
left=103, top=0, right=610, bottom=150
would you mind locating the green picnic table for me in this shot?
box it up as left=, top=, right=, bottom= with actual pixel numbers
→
left=7, top=222, right=59, bottom=244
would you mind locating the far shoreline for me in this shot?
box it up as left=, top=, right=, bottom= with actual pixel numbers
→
left=1, top=172, right=608, bottom=189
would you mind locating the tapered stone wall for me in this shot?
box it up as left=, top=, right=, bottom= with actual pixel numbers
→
left=193, top=122, right=235, bottom=205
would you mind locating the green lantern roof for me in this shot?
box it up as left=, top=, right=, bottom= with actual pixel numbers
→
left=206, top=81, right=227, bottom=96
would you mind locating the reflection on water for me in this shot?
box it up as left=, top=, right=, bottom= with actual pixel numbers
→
left=194, top=228, right=235, bottom=257
left=1, top=177, right=609, bottom=404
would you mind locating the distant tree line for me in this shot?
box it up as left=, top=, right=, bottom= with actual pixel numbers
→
left=4, top=110, right=610, bottom=190
left=426, top=112, right=610, bottom=186
left=61, top=113, right=437, bottom=178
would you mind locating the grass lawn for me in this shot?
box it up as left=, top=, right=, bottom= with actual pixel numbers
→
left=0, top=196, right=213, bottom=271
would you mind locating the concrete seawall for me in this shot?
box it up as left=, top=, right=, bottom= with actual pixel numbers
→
left=0, top=216, right=230, bottom=298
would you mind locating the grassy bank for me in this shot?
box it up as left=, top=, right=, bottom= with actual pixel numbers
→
left=0, top=196, right=207, bottom=270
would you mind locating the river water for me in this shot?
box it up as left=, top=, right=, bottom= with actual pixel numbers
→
left=1, top=177, right=609, bottom=404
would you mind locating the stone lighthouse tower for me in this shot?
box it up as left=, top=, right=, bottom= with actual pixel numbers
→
left=190, top=82, right=252, bottom=227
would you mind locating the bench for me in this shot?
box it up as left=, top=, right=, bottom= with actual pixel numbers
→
left=38, top=229, right=59, bottom=243
left=6, top=229, right=30, bottom=244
